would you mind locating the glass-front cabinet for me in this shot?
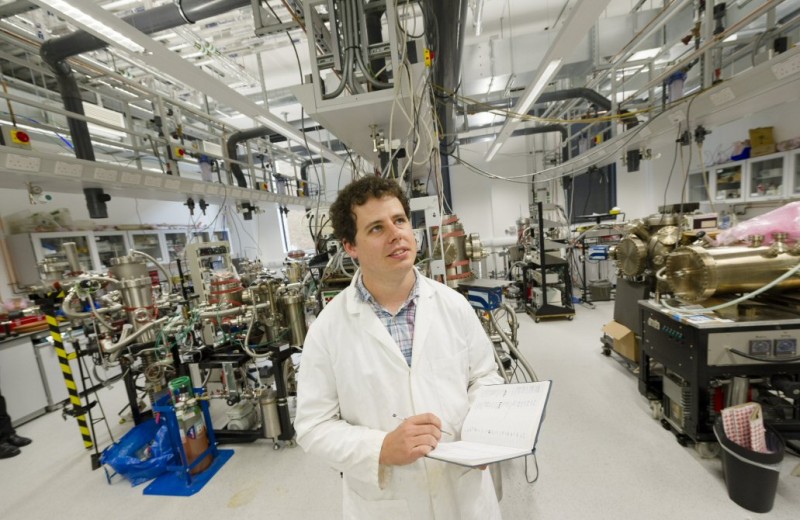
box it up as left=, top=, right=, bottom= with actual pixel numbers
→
left=687, top=171, right=709, bottom=202
left=7, top=228, right=232, bottom=287
left=712, top=163, right=744, bottom=202
left=192, top=230, right=229, bottom=243
left=34, top=232, right=93, bottom=272
left=164, top=232, right=188, bottom=262
left=793, top=151, right=800, bottom=196
left=128, top=231, right=164, bottom=263
left=748, top=153, right=785, bottom=200
left=94, top=231, right=129, bottom=268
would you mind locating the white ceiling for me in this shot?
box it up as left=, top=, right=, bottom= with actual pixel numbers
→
left=0, top=0, right=797, bottom=171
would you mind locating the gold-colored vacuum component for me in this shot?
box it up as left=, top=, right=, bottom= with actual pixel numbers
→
left=665, top=233, right=800, bottom=303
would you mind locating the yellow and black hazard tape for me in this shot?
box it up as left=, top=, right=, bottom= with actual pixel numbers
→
left=46, top=312, right=93, bottom=449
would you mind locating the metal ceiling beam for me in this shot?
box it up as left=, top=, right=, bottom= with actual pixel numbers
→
left=35, top=0, right=346, bottom=168
left=484, top=0, right=614, bottom=162
left=626, top=0, right=786, bottom=103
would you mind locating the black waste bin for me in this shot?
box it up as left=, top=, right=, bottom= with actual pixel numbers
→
left=713, top=417, right=785, bottom=513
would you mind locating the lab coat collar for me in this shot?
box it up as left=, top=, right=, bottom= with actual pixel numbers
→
left=344, top=268, right=435, bottom=367
left=345, top=267, right=433, bottom=314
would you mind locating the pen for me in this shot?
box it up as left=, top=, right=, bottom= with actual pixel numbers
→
left=392, top=413, right=453, bottom=436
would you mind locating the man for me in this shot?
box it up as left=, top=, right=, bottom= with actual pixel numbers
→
left=295, top=176, right=503, bottom=519
left=1, top=390, right=32, bottom=459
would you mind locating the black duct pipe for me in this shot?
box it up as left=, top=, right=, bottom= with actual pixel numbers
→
left=464, top=88, right=612, bottom=115
left=300, top=158, right=330, bottom=197
left=538, top=88, right=612, bottom=112
left=39, top=0, right=250, bottom=217
left=430, top=0, right=469, bottom=210
left=458, top=124, right=570, bottom=163
left=0, top=1, right=37, bottom=20
left=226, top=127, right=280, bottom=188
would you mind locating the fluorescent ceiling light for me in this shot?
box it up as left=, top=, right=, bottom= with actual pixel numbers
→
left=723, top=34, right=738, bottom=42
left=472, top=0, right=485, bottom=37
left=627, top=48, right=662, bottom=62
left=486, top=59, right=562, bottom=161
left=84, top=102, right=127, bottom=139
left=518, top=59, right=562, bottom=112
left=101, top=0, right=139, bottom=9
left=617, top=64, right=644, bottom=75
left=613, top=91, right=636, bottom=103
left=36, top=0, right=145, bottom=53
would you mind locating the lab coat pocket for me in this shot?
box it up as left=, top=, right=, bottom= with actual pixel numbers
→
left=424, top=348, right=470, bottom=428
left=456, top=468, right=502, bottom=520
left=345, top=489, right=410, bottom=520
left=426, top=348, right=468, bottom=385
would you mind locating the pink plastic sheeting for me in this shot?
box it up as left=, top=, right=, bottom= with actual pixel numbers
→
left=714, top=201, right=800, bottom=246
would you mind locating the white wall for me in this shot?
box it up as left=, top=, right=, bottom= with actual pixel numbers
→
left=449, top=147, right=532, bottom=239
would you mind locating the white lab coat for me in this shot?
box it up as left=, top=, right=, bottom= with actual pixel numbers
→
left=295, top=270, right=504, bottom=519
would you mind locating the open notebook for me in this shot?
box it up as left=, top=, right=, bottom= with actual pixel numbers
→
left=427, top=381, right=552, bottom=467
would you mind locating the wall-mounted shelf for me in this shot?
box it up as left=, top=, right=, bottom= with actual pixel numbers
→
left=0, top=145, right=328, bottom=209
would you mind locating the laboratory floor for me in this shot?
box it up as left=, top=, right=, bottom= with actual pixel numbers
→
left=2, top=300, right=799, bottom=520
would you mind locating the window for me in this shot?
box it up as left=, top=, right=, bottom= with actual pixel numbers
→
left=565, top=163, right=617, bottom=223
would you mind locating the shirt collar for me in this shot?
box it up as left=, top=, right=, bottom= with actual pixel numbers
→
left=355, top=270, right=420, bottom=311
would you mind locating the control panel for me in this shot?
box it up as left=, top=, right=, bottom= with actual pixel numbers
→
left=708, top=331, right=800, bottom=366
left=645, top=315, right=687, bottom=343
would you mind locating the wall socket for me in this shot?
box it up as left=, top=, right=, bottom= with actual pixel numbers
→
left=5, top=153, right=40, bottom=172
left=772, top=52, right=800, bottom=80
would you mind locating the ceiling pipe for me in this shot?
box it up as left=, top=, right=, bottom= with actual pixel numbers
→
left=226, top=126, right=278, bottom=188
left=458, top=125, right=569, bottom=163
left=430, top=0, right=470, bottom=209
left=39, top=0, right=250, bottom=216
left=227, top=126, right=346, bottom=185
left=463, top=88, right=612, bottom=115
left=300, top=158, right=330, bottom=197
left=0, top=1, right=37, bottom=19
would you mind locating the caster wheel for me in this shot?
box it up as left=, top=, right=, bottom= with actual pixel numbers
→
left=660, top=418, right=671, bottom=431
left=676, top=434, right=690, bottom=447
left=273, top=443, right=280, bottom=451
left=534, top=318, right=541, bottom=323
left=602, top=348, right=611, bottom=357
left=649, top=401, right=663, bottom=420
left=568, top=315, right=574, bottom=321
left=695, top=442, right=720, bottom=459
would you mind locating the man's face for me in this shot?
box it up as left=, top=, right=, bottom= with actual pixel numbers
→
left=343, top=195, right=417, bottom=281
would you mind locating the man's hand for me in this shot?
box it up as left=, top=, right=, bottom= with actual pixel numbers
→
left=379, top=413, right=443, bottom=466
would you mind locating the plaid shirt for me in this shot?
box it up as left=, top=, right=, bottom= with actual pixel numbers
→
left=355, top=272, right=420, bottom=366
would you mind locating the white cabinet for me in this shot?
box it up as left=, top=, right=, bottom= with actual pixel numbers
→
left=93, top=231, right=130, bottom=268
left=686, top=152, right=796, bottom=203
left=163, top=231, right=189, bottom=263
left=7, top=232, right=96, bottom=286
left=748, top=152, right=786, bottom=200
left=687, top=171, right=710, bottom=203
left=711, top=162, right=745, bottom=203
left=8, top=228, right=230, bottom=286
left=0, top=336, right=48, bottom=426
left=128, top=230, right=165, bottom=262
left=33, top=232, right=94, bottom=271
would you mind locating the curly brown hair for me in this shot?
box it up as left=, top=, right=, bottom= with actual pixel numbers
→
left=329, top=176, right=410, bottom=245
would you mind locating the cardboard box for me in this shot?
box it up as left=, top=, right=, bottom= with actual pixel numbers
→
left=751, top=144, right=776, bottom=157
left=749, top=127, right=776, bottom=157
left=603, top=320, right=639, bottom=363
